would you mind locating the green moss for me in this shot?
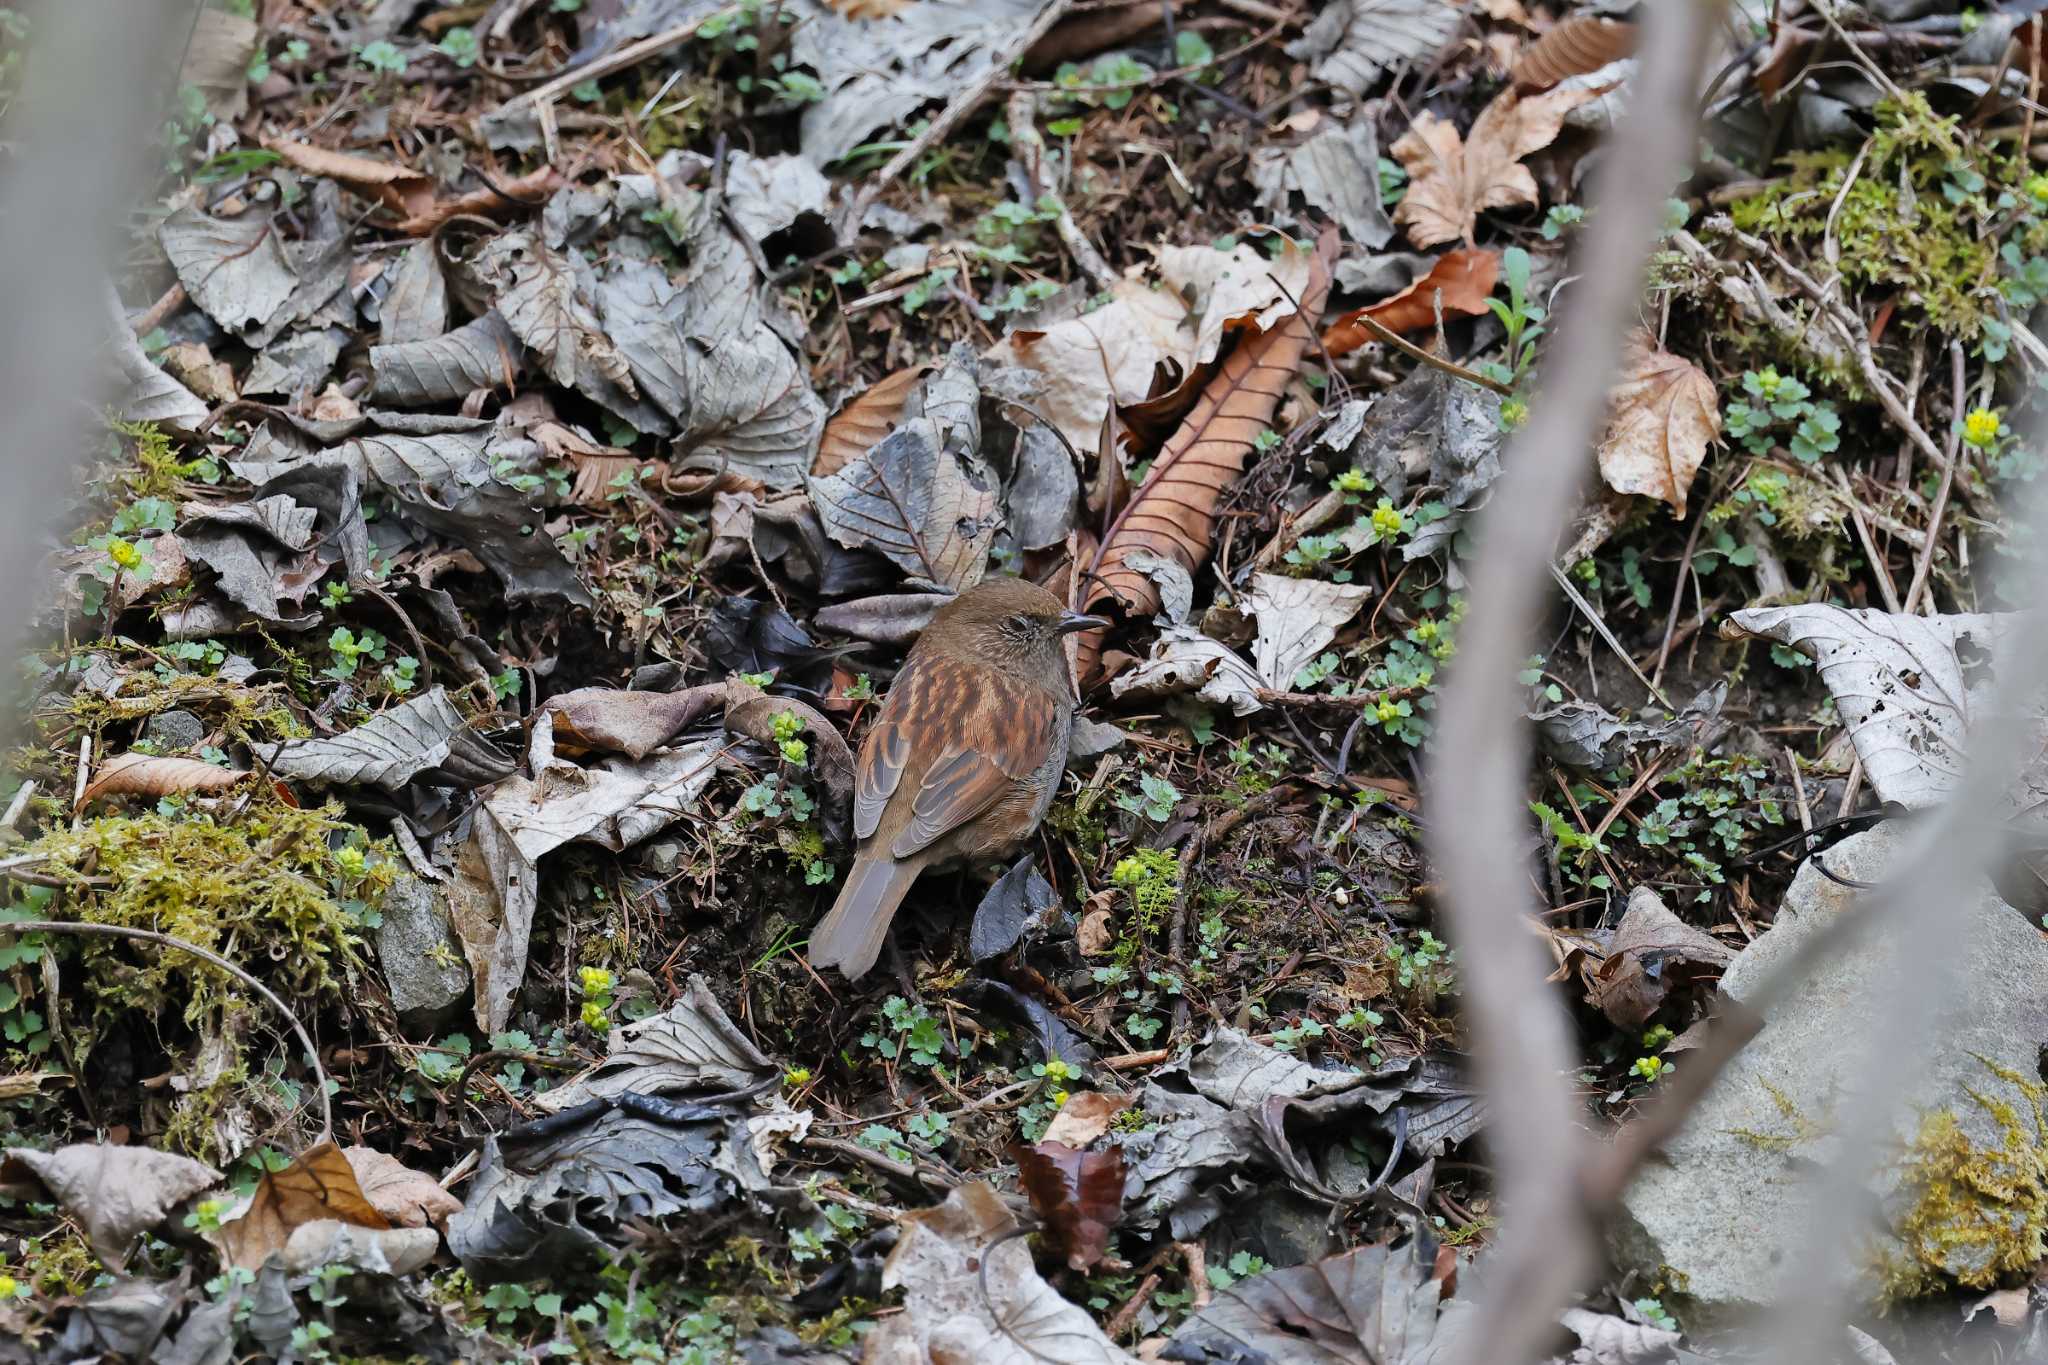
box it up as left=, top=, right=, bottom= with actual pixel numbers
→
left=1879, top=1058, right=2048, bottom=1305
left=1727, top=93, right=2020, bottom=340
left=17, top=801, right=379, bottom=1038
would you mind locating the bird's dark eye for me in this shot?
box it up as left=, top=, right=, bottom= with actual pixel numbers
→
left=1008, top=614, right=1033, bottom=633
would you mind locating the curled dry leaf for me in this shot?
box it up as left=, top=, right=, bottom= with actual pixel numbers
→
left=78, top=752, right=248, bottom=811
left=813, top=366, right=929, bottom=478
left=1587, top=886, right=1735, bottom=1029
left=1597, top=332, right=1720, bottom=517
left=1512, top=15, right=1638, bottom=90
left=264, top=139, right=436, bottom=221
left=1391, top=84, right=1598, bottom=247
left=2, top=1144, right=224, bottom=1263
left=540, top=684, right=724, bottom=761
left=342, top=1146, right=463, bottom=1228
left=1323, top=248, right=1500, bottom=354
left=212, top=1140, right=390, bottom=1271
left=986, top=283, right=1191, bottom=457
left=1040, top=1090, right=1132, bottom=1148
left=1013, top=1140, right=1127, bottom=1272
left=1077, top=229, right=1337, bottom=684
left=809, top=423, right=999, bottom=592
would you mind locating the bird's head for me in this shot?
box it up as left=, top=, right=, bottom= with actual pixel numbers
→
left=929, top=576, right=1108, bottom=668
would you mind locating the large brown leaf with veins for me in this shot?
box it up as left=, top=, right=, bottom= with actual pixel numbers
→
left=1076, top=228, right=1336, bottom=684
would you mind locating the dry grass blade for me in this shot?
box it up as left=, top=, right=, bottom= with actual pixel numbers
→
left=77, top=752, right=248, bottom=810
left=813, top=365, right=928, bottom=477
left=1076, top=228, right=1335, bottom=683
left=1511, top=15, right=1638, bottom=90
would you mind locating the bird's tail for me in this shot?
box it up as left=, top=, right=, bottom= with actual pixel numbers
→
left=808, top=855, right=924, bottom=981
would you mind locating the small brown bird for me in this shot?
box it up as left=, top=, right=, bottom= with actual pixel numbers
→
left=808, top=577, right=1108, bottom=980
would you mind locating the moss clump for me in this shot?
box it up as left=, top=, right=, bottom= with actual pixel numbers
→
left=1729, top=93, right=2027, bottom=341
left=1879, top=1058, right=2048, bottom=1305
left=17, top=801, right=381, bottom=1033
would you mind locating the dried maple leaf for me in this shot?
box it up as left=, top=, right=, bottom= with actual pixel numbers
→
left=813, top=366, right=928, bottom=477
left=1076, top=229, right=1336, bottom=684
left=77, top=752, right=248, bottom=810
left=1323, top=247, right=1499, bottom=354
left=1597, top=331, right=1720, bottom=516
left=1511, top=14, right=1637, bottom=90
left=1013, top=1140, right=1127, bottom=1272
left=1390, top=85, right=1598, bottom=247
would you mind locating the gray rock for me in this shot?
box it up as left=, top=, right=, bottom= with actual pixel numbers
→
left=1615, top=824, right=2048, bottom=1326
left=142, top=710, right=207, bottom=752
left=376, top=874, right=469, bottom=1034
left=641, top=839, right=685, bottom=876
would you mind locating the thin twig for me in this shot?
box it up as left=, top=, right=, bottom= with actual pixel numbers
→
left=513, top=3, right=744, bottom=109
left=1902, top=342, right=1965, bottom=615
left=1335, top=309, right=1514, bottom=395
left=4, top=919, right=333, bottom=1137
left=1549, top=564, right=1674, bottom=709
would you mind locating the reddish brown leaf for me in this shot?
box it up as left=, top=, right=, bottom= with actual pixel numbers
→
left=394, top=167, right=564, bottom=237
left=1322, top=248, right=1500, bottom=356
left=1511, top=15, right=1638, bottom=90
left=813, top=366, right=928, bottom=477
left=1012, top=1139, right=1127, bottom=1272
left=78, top=752, right=248, bottom=811
left=1076, top=229, right=1337, bottom=684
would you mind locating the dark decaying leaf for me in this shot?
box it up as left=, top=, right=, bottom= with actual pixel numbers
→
left=810, top=423, right=1000, bottom=591
left=177, top=493, right=321, bottom=626
left=447, top=1104, right=761, bottom=1284
left=262, top=687, right=508, bottom=792
left=1588, top=886, right=1735, bottom=1029
left=369, top=310, right=523, bottom=405
left=52, top=1277, right=184, bottom=1361
left=1078, top=230, right=1336, bottom=683
left=1336, top=359, right=1504, bottom=561
left=1, top=1144, right=223, bottom=1263
left=78, top=753, right=249, bottom=810
left=535, top=975, right=776, bottom=1113
left=703, top=596, right=848, bottom=692
left=961, top=978, right=1098, bottom=1068
left=1512, top=15, right=1639, bottom=90
left=793, top=1226, right=899, bottom=1315
left=1163, top=1234, right=1450, bottom=1365
left=1013, top=1140, right=1127, bottom=1271
left=1286, top=0, right=1464, bottom=99
left=107, top=299, right=209, bottom=433
left=379, top=238, right=450, bottom=346
left=159, top=205, right=299, bottom=337
left=971, top=854, right=1059, bottom=962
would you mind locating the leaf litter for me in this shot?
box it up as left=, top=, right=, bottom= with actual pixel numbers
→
left=2, top=0, right=2033, bottom=1357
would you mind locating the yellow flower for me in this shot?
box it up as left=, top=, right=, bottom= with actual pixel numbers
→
left=1369, top=500, right=1406, bottom=541
left=1050, top=1088, right=1071, bottom=1106
left=1375, top=699, right=1402, bottom=723
left=1964, top=408, right=2003, bottom=448
left=2028, top=174, right=2048, bottom=205
left=1631, top=1056, right=1668, bottom=1082
left=0, top=1273, right=18, bottom=1298
left=105, top=537, right=141, bottom=571
left=784, top=1067, right=812, bottom=1087
left=579, top=1000, right=608, bottom=1030
left=577, top=966, right=613, bottom=995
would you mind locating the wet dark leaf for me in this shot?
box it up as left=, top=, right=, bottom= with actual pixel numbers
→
left=1013, top=1140, right=1126, bottom=1271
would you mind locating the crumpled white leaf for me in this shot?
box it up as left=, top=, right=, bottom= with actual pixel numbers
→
left=1725, top=605, right=2039, bottom=813
left=1155, top=236, right=1316, bottom=366
left=1111, top=626, right=1266, bottom=717
left=3, top=1144, right=223, bottom=1263
left=1241, top=572, right=1375, bottom=690
left=1250, top=116, right=1398, bottom=250
left=984, top=282, right=1191, bottom=456
left=722, top=151, right=832, bottom=241
left=1559, top=1306, right=1683, bottom=1365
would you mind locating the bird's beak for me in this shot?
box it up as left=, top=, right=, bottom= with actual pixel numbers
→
left=1056, top=610, right=1111, bottom=636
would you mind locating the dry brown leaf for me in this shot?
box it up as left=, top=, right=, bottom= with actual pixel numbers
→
left=1391, top=84, right=1598, bottom=247
left=1587, top=887, right=1734, bottom=1029
left=1512, top=15, right=1637, bottom=90
left=987, top=283, right=1191, bottom=457
left=813, top=366, right=928, bottom=477
left=1041, top=1091, right=1132, bottom=1147
left=1323, top=247, right=1499, bottom=354
left=212, top=1140, right=389, bottom=1271
left=159, top=341, right=237, bottom=404
left=342, top=1146, right=463, bottom=1228
left=1076, top=229, right=1337, bottom=684
left=265, top=139, right=436, bottom=221
left=1597, top=331, right=1721, bottom=517
left=78, top=752, right=248, bottom=810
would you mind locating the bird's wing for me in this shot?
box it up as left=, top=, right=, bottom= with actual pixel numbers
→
left=854, top=655, right=1060, bottom=858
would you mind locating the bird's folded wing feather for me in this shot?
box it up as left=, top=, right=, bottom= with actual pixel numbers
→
left=853, top=655, right=1058, bottom=857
